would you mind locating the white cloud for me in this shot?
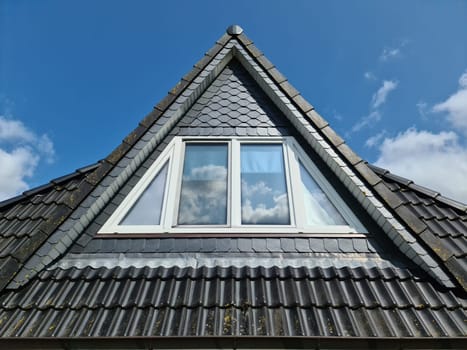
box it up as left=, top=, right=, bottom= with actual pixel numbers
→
left=0, top=147, right=39, bottom=200
left=243, top=181, right=273, bottom=197
left=0, top=116, right=35, bottom=142
left=380, top=47, right=401, bottom=61
left=351, top=111, right=381, bottom=133
left=37, top=135, right=55, bottom=164
left=432, top=70, right=467, bottom=135
left=416, top=100, right=428, bottom=119
left=185, top=164, right=226, bottom=181
left=241, top=180, right=290, bottom=224
left=351, top=80, right=398, bottom=133
left=178, top=165, right=228, bottom=225
left=242, top=193, right=289, bottom=225
left=459, top=71, right=467, bottom=88
left=0, top=115, right=55, bottom=201
left=374, top=128, right=467, bottom=203
left=371, top=80, right=398, bottom=109
left=365, top=130, right=387, bottom=148
left=364, top=71, right=377, bottom=81
left=379, top=41, right=408, bottom=62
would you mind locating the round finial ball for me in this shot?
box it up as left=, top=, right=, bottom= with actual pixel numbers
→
left=226, top=25, right=243, bottom=35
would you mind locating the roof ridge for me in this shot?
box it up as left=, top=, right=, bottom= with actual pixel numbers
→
left=368, top=164, right=467, bottom=213
left=0, top=162, right=100, bottom=211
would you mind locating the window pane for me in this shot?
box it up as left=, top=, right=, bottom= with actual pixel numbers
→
left=241, top=144, right=290, bottom=225
left=120, top=161, right=169, bottom=226
left=178, top=143, right=228, bottom=225
left=299, top=161, right=347, bottom=225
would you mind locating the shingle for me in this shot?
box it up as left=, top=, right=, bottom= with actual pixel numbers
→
left=266, top=238, right=282, bottom=253
left=324, top=239, right=339, bottom=252
left=99, top=239, right=117, bottom=253
left=216, top=238, right=232, bottom=252
left=295, top=238, right=311, bottom=253
left=159, top=239, right=174, bottom=252
left=280, top=238, right=296, bottom=252
left=252, top=239, right=268, bottom=253
left=115, top=239, right=131, bottom=253
left=309, top=238, right=325, bottom=252
left=338, top=239, right=354, bottom=253
left=238, top=238, right=252, bottom=252
left=171, top=239, right=187, bottom=253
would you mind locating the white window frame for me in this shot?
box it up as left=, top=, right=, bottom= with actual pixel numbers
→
left=171, top=139, right=232, bottom=228
left=98, top=136, right=366, bottom=234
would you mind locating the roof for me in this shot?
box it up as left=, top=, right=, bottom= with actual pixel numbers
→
left=0, top=163, right=99, bottom=291
left=0, top=266, right=465, bottom=338
left=0, top=25, right=465, bottom=346
left=369, top=164, right=467, bottom=289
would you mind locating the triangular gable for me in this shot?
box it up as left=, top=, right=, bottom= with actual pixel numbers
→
left=97, top=60, right=363, bottom=234
left=6, top=25, right=460, bottom=291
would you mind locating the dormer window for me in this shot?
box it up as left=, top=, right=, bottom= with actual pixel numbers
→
left=99, top=137, right=366, bottom=234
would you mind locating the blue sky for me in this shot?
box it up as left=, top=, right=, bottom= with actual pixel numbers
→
left=1, top=0, right=467, bottom=203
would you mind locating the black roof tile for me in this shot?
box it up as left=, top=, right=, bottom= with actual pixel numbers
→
left=0, top=166, right=96, bottom=291
left=369, top=164, right=467, bottom=288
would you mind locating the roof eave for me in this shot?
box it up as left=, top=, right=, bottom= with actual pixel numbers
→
left=0, top=336, right=465, bottom=349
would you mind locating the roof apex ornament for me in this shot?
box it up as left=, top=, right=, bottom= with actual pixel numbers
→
left=226, top=24, right=243, bottom=35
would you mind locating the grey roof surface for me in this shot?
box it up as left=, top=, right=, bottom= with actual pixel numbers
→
left=71, top=237, right=383, bottom=255
left=176, top=60, right=292, bottom=136
left=0, top=164, right=98, bottom=291
left=0, top=266, right=465, bottom=338
left=369, top=164, right=467, bottom=289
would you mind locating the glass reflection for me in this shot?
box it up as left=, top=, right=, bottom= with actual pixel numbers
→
left=241, top=144, right=290, bottom=225
left=120, top=161, right=169, bottom=225
left=299, top=161, right=347, bottom=225
left=178, top=143, right=228, bottom=225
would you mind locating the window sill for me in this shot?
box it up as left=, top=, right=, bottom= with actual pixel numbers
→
left=96, top=231, right=369, bottom=239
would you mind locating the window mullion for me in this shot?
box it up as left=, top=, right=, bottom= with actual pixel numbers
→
left=286, top=140, right=306, bottom=231
left=164, top=138, right=184, bottom=231
left=231, top=139, right=241, bottom=227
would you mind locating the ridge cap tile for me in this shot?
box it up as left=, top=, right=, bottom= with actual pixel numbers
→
left=368, top=164, right=389, bottom=175
left=436, top=195, right=467, bottom=212
left=384, top=172, right=414, bottom=186
left=407, top=183, right=441, bottom=199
